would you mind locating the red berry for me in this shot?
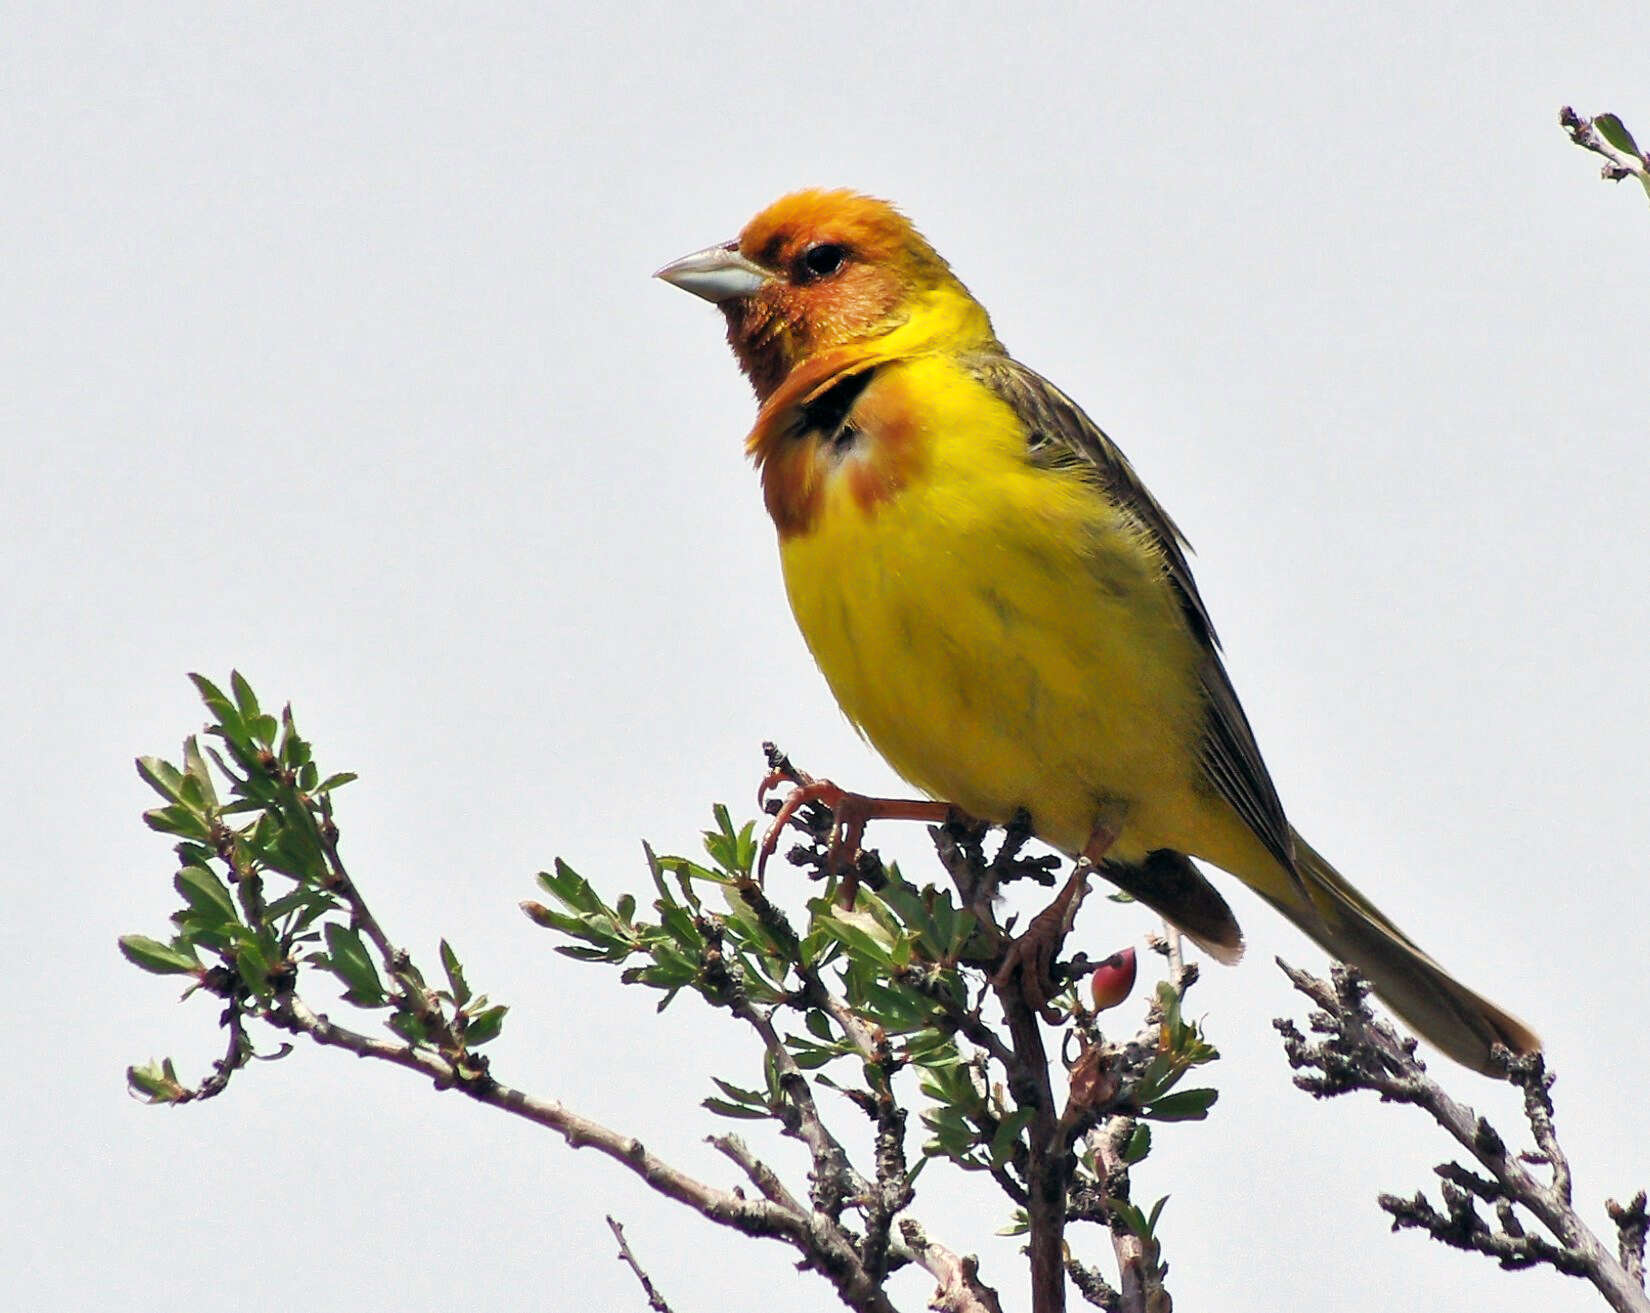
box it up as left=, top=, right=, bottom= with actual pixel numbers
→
left=1089, top=947, right=1138, bottom=1012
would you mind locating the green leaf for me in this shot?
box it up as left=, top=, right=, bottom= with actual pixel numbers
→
left=1595, top=113, right=1643, bottom=159
left=1108, top=1197, right=1149, bottom=1240
left=805, top=1009, right=834, bottom=1041
left=785, top=1038, right=845, bottom=1070
left=118, top=934, right=202, bottom=976
left=439, top=940, right=471, bottom=1005
left=1143, top=1087, right=1218, bottom=1122
left=540, top=858, right=607, bottom=915
left=189, top=672, right=233, bottom=716
left=462, top=1004, right=506, bottom=1047
left=988, top=1107, right=1035, bottom=1167
left=234, top=936, right=273, bottom=994
left=126, top=1060, right=185, bottom=1104
left=135, top=755, right=185, bottom=803
left=709, top=1077, right=770, bottom=1110
left=703, top=1098, right=771, bottom=1120
left=819, top=908, right=895, bottom=964
left=520, top=900, right=581, bottom=933
left=174, top=865, right=237, bottom=926
left=1123, top=1122, right=1152, bottom=1164
left=322, top=923, right=385, bottom=1005
left=315, top=772, right=358, bottom=795
left=264, top=886, right=334, bottom=927
left=387, top=1009, right=431, bottom=1046
left=657, top=902, right=703, bottom=951
left=567, top=944, right=631, bottom=964
left=277, top=706, right=309, bottom=769
left=230, top=670, right=261, bottom=722
left=142, top=804, right=212, bottom=841
left=644, top=842, right=672, bottom=904
left=181, top=737, right=220, bottom=808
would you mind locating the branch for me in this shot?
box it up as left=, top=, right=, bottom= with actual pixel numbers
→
left=1276, top=959, right=1649, bottom=1313
left=725, top=990, right=873, bottom=1221
left=993, top=907, right=1069, bottom=1313
left=1066, top=931, right=1195, bottom=1313
left=608, top=1216, right=676, bottom=1313
left=899, top=1219, right=1007, bottom=1313
left=1561, top=106, right=1650, bottom=201
left=1610, top=1194, right=1649, bottom=1290
left=268, top=992, right=903, bottom=1313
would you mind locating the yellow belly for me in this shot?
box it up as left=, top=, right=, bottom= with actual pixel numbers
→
left=776, top=357, right=1215, bottom=863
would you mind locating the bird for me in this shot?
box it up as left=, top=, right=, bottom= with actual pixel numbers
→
left=655, top=187, right=1538, bottom=1075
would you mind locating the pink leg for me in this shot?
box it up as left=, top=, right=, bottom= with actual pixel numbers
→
left=756, top=764, right=952, bottom=898
left=991, top=821, right=1119, bottom=1023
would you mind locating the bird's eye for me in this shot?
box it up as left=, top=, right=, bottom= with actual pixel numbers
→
left=799, top=243, right=848, bottom=279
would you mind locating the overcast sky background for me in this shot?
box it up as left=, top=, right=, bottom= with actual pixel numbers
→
left=6, top=5, right=1649, bottom=1311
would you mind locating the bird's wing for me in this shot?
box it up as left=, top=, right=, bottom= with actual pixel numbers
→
left=970, top=354, right=1299, bottom=879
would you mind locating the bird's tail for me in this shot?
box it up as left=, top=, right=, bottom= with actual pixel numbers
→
left=1262, top=832, right=1540, bottom=1076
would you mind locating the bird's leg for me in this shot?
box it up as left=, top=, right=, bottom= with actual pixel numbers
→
left=992, top=821, right=1119, bottom=1024
left=756, top=762, right=952, bottom=901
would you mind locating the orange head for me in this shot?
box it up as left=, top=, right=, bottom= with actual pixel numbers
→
left=657, top=189, right=987, bottom=399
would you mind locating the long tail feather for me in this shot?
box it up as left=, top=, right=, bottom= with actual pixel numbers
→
left=1263, top=832, right=1539, bottom=1076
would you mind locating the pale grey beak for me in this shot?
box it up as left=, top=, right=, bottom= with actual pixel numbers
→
left=654, top=241, right=771, bottom=304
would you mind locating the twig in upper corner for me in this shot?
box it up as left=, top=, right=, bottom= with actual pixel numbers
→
left=1560, top=106, right=1650, bottom=198
left=607, top=1216, right=675, bottom=1313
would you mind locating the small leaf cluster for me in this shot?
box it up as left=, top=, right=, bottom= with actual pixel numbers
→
left=523, top=802, right=1222, bottom=1230
left=1130, top=982, right=1219, bottom=1123
left=525, top=806, right=996, bottom=1146
left=121, top=673, right=504, bottom=1102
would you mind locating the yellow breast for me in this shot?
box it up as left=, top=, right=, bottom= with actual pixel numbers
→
left=775, top=354, right=1212, bottom=861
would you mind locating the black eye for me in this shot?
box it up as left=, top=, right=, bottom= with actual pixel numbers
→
left=799, top=242, right=848, bottom=279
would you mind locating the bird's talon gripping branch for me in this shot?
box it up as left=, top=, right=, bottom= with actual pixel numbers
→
left=991, top=823, right=1117, bottom=1023
left=992, top=863, right=1094, bottom=1024
left=754, top=765, right=953, bottom=902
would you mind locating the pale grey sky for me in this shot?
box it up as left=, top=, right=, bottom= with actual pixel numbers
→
left=6, top=5, right=1649, bottom=1311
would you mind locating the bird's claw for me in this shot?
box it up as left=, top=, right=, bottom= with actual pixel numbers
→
left=756, top=774, right=866, bottom=887
left=992, top=863, right=1095, bottom=1024
left=754, top=761, right=955, bottom=904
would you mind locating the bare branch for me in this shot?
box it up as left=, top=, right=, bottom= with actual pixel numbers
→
left=607, top=1217, right=676, bottom=1313
left=709, top=1134, right=809, bottom=1214
left=993, top=911, right=1068, bottom=1313
left=1609, top=1194, right=1649, bottom=1290
left=725, top=993, right=872, bottom=1219
left=1087, top=1116, right=1166, bottom=1313
left=268, top=993, right=904, bottom=1313
left=1276, top=959, right=1650, bottom=1313
left=900, top=1219, right=1006, bottom=1313
left=1064, top=1254, right=1121, bottom=1312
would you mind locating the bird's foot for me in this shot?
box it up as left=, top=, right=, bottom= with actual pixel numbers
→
left=992, top=865, right=1093, bottom=1023
left=990, top=822, right=1119, bottom=1023
left=756, top=759, right=952, bottom=903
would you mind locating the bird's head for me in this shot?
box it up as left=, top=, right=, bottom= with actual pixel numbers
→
left=656, top=189, right=995, bottom=399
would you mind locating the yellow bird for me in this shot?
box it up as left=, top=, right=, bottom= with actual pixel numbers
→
left=656, top=188, right=1537, bottom=1075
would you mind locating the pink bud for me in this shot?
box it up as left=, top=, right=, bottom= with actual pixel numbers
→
left=1089, top=947, right=1138, bottom=1012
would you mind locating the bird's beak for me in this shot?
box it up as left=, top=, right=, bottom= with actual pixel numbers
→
left=654, top=241, right=772, bottom=304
